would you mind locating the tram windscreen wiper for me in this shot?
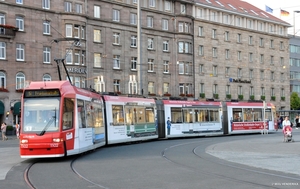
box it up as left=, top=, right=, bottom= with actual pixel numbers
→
left=37, top=118, right=54, bottom=136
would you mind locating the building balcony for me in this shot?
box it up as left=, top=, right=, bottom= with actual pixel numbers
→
left=0, top=24, right=19, bottom=38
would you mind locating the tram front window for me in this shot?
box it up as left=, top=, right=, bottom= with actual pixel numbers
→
left=23, top=98, right=60, bottom=133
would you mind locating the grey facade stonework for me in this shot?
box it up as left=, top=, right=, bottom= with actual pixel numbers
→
left=0, top=0, right=292, bottom=124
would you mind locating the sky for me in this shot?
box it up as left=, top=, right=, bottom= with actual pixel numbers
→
left=243, top=0, right=300, bottom=35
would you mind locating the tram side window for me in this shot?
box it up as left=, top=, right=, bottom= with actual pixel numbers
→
left=145, top=107, right=155, bottom=123
left=233, top=108, right=242, bottom=122
left=113, top=105, right=124, bottom=126
left=171, top=107, right=182, bottom=123
left=251, top=108, right=262, bottom=121
left=86, top=101, right=93, bottom=127
left=265, top=109, right=272, bottom=121
left=63, top=98, right=74, bottom=130
left=136, top=107, right=145, bottom=123
left=197, top=109, right=208, bottom=122
left=77, top=99, right=86, bottom=128
left=209, top=109, right=219, bottom=122
left=125, top=106, right=133, bottom=125
left=183, top=109, right=193, bottom=123
left=92, top=102, right=104, bottom=127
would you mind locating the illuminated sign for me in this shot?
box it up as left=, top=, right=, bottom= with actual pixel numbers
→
left=24, top=89, right=61, bottom=97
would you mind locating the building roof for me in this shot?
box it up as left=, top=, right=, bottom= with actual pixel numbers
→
left=195, top=0, right=291, bottom=26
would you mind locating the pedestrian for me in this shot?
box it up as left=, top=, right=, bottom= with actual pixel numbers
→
left=297, top=115, right=300, bottom=129
left=282, top=116, right=291, bottom=131
left=1, top=122, right=8, bottom=141
left=16, top=122, right=20, bottom=139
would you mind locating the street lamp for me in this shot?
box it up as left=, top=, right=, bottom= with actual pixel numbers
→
left=293, top=11, right=300, bottom=36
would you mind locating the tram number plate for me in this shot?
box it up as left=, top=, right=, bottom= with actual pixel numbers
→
left=21, top=144, right=28, bottom=148
left=50, top=143, right=59, bottom=147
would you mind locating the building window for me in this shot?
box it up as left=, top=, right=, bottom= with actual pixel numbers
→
left=225, top=49, right=230, bottom=59
left=260, top=70, right=264, bottom=80
left=113, top=55, right=120, bottom=69
left=131, top=36, right=137, bottom=47
left=259, top=38, right=264, bottom=47
left=281, top=88, right=285, bottom=97
left=42, top=0, right=50, bottom=9
left=270, top=56, right=274, bottom=64
left=66, top=50, right=72, bottom=64
left=196, top=8, right=203, bottom=18
left=237, top=51, right=241, bottom=61
left=280, top=57, right=284, bottom=66
left=147, top=16, right=153, bottom=28
left=43, top=21, right=50, bottom=35
left=74, top=25, right=80, bottom=38
left=213, top=84, right=218, bottom=94
left=199, top=45, right=204, bottom=56
left=148, top=82, right=155, bottom=94
left=74, top=50, right=80, bottom=65
left=148, top=38, right=154, bottom=49
left=114, top=79, right=120, bottom=92
left=94, top=29, right=101, bottom=42
left=212, top=47, right=217, bottom=57
left=163, top=60, right=169, bottom=73
left=65, top=2, right=72, bottom=12
left=129, top=75, right=137, bottom=94
left=16, top=0, right=23, bottom=4
left=271, top=71, right=275, bottom=81
left=75, top=4, right=82, bottom=14
left=237, top=34, right=241, bottom=43
left=226, top=85, right=230, bottom=94
left=16, top=16, right=24, bottom=31
left=163, top=41, right=169, bottom=51
left=250, top=86, right=254, bottom=96
left=198, top=26, right=203, bottom=36
left=148, top=59, right=154, bottom=72
left=225, top=67, right=229, bottom=76
left=16, top=72, right=25, bottom=89
left=165, top=1, right=171, bottom=11
left=249, top=53, right=253, bottom=62
left=270, top=39, right=274, bottom=48
left=66, top=24, right=72, bottom=37
left=16, top=44, right=24, bottom=61
left=81, top=50, right=85, bottom=66
left=0, top=42, right=6, bottom=59
left=200, top=83, right=204, bottom=93
left=113, top=9, right=120, bottom=22
left=199, top=64, right=204, bottom=74
left=43, top=47, right=51, bottom=63
left=237, top=68, right=242, bottom=78
left=163, top=82, right=169, bottom=93
left=185, top=23, right=189, bottom=33
left=94, top=53, right=101, bottom=68
left=181, top=4, right=186, bottom=13
left=248, top=36, right=253, bottom=45
left=212, top=29, right=217, bottom=39
left=131, top=57, right=137, bottom=70
left=94, top=6, right=100, bottom=18
left=238, top=86, right=243, bottom=95
left=178, top=62, right=191, bottom=75
left=261, top=87, right=265, bottom=96
left=280, top=41, right=284, bottom=50
left=225, top=31, right=229, bottom=41
left=247, top=19, right=253, bottom=29
left=43, top=74, right=51, bottom=81
left=260, top=54, right=264, bottom=63
left=81, top=26, right=85, bottom=39
left=130, top=13, right=137, bottom=25
left=212, top=65, right=218, bottom=76
left=162, top=19, right=168, bottom=30
left=149, top=0, right=156, bottom=7
left=249, top=69, right=253, bottom=79
left=113, top=33, right=120, bottom=45
left=178, top=22, right=183, bottom=32
left=0, top=72, right=6, bottom=88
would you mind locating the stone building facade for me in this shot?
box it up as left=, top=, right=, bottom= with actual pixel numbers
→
left=0, top=0, right=291, bottom=124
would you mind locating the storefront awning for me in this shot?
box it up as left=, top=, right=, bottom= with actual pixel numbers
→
left=13, top=102, right=21, bottom=115
left=0, top=101, right=4, bottom=115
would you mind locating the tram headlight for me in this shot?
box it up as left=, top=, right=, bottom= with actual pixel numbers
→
left=52, top=138, right=63, bottom=143
left=20, top=139, right=28, bottom=144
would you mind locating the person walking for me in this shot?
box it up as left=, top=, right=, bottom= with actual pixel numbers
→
left=1, top=122, right=8, bottom=141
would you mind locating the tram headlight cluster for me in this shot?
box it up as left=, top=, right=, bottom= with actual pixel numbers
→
left=52, top=138, right=63, bottom=143
left=20, top=139, right=28, bottom=144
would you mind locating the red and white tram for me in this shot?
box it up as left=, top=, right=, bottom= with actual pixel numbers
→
left=224, top=102, right=277, bottom=134
left=20, top=81, right=105, bottom=158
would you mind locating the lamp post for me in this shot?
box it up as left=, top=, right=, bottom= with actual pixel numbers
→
left=294, top=11, right=300, bottom=36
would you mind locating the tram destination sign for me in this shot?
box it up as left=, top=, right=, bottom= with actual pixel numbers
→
left=24, top=89, right=61, bottom=97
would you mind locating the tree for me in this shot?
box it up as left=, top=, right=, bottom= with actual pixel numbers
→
left=290, top=92, right=300, bottom=110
